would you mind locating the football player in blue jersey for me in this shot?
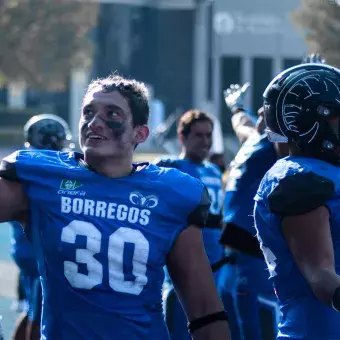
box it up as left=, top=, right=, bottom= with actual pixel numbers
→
left=219, top=84, right=287, bottom=340
left=254, top=62, right=340, bottom=339
left=11, top=114, right=73, bottom=340
left=0, top=75, right=230, bottom=340
left=155, top=109, right=224, bottom=340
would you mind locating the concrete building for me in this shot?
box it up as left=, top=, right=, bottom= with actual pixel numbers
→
left=93, top=0, right=306, bottom=139
left=0, top=0, right=307, bottom=151
left=212, top=0, right=307, bottom=131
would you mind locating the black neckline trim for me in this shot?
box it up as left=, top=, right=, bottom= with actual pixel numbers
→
left=73, top=152, right=149, bottom=176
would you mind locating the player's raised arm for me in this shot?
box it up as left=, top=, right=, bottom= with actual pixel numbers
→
left=0, top=152, right=28, bottom=223
left=224, top=82, right=255, bottom=143
left=166, top=187, right=231, bottom=340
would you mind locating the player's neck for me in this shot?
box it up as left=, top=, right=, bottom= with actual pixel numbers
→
left=289, top=144, right=313, bottom=158
left=84, top=155, right=134, bottom=178
left=181, top=151, right=204, bottom=164
left=289, top=150, right=318, bottom=161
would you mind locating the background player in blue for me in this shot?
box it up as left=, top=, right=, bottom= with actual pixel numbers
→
left=155, top=109, right=224, bottom=340
left=0, top=75, right=231, bottom=340
left=254, top=62, right=340, bottom=339
left=220, top=83, right=287, bottom=340
left=11, top=114, right=74, bottom=340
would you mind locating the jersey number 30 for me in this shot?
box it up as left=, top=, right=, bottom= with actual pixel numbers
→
left=61, top=220, right=149, bottom=295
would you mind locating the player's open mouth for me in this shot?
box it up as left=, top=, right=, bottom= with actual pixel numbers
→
left=86, top=133, right=107, bottom=141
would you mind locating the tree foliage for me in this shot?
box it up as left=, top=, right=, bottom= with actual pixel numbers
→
left=291, top=0, right=340, bottom=67
left=0, top=0, right=98, bottom=90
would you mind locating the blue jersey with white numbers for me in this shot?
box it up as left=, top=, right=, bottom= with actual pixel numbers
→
left=2, top=150, right=208, bottom=340
left=10, top=222, right=38, bottom=278
left=155, top=157, right=223, bottom=264
left=254, top=156, right=340, bottom=339
left=224, top=132, right=277, bottom=234
left=155, top=157, right=223, bottom=219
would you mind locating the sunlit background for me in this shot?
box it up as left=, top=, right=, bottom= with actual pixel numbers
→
left=0, top=0, right=338, bottom=338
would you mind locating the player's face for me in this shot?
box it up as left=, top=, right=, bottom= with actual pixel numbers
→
left=182, top=121, right=213, bottom=162
left=79, top=89, right=147, bottom=160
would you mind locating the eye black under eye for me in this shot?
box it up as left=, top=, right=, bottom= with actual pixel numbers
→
left=83, top=107, right=94, bottom=116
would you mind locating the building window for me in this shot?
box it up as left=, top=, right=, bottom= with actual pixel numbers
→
left=283, top=58, right=301, bottom=70
left=220, top=56, right=242, bottom=134
left=252, top=57, right=273, bottom=112
left=0, top=86, right=7, bottom=107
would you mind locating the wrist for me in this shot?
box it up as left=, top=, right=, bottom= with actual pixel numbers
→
left=188, top=310, right=229, bottom=334
left=231, top=105, right=245, bottom=115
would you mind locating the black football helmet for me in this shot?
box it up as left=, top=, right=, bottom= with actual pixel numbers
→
left=24, top=114, right=74, bottom=151
left=263, top=63, right=340, bottom=164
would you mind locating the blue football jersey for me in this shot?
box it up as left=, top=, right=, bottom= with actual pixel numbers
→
left=10, top=222, right=38, bottom=277
left=155, top=157, right=223, bottom=221
left=224, top=132, right=277, bottom=235
left=155, top=157, right=223, bottom=264
left=1, top=150, right=209, bottom=340
left=254, top=156, right=340, bottom=339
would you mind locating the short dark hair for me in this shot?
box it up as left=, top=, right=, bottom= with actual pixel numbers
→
left=84, top=75, right=150, bottom=126
left=177, top=109, right=214, bottom=137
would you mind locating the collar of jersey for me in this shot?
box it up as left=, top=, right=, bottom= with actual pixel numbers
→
left=73, top=152, right=149, bottom=178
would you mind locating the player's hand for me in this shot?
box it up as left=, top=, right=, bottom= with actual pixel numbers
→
left=223, top=82, right=250, bottom=114
left=302, top=53, right=326, bottom=64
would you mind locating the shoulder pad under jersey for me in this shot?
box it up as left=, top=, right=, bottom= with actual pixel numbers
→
left=0, top=151, right=20, bottom=181
left=268, top=171, right=335, bottom=216
left=0, top=149, right=71, bottom=184
left=158, top=167, right=210, bottom=228
left=154, top=157, right=179, bottom=169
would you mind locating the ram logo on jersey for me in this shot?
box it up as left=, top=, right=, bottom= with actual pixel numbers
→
left=60, top=196, right=151, bottom=225
left=129, top=191, right=159, bottom=208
